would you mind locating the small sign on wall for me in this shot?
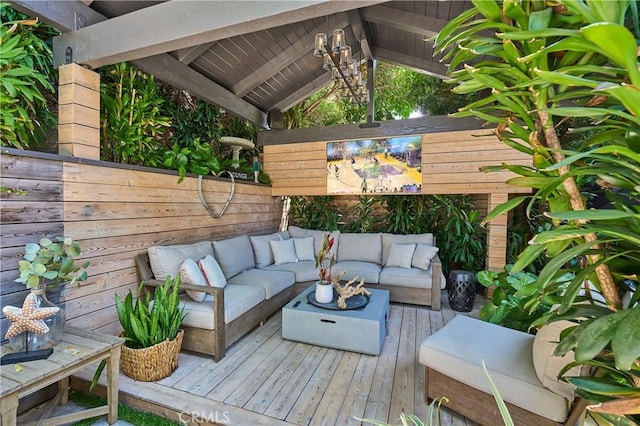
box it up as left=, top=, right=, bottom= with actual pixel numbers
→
left=326, top=136, right=423, bottom=194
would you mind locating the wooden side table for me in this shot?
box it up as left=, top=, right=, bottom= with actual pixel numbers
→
left=0, top=327, right=123, bottom=425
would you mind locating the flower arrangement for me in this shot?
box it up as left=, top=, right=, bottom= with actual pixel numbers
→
left=315, top=233, right=336, bottom=284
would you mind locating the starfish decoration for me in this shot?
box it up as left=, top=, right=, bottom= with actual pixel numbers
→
left=3, top=293, right=60, bottom=339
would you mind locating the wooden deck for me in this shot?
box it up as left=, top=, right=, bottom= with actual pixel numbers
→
left=76, top=291, right=483, bottom=426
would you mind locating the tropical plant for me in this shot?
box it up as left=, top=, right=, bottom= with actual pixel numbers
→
left=101, top=62, right=170, bottom=166
left=115, top=277, right=184, bottom=349
left=429, top=195, right=487, bottom=275
left=288, top=196, right=342, bottom=231
left=346, top=195, right=381, bottom=233
left=477, top=265, right=573, bottom=333
left=0, top=4, right=57, bottom=149
left=163, top=138, right=221, bottom=183
left=435, top=0, right=640, bottom=420
left=15, top=237, right=89, bottom=289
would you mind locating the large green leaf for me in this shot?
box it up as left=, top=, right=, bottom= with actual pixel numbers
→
left=567, top=377, right=640, bottom=396
left=581, top=23, right=640, bottom=86
left=575, top=311, right=628, bottom=361
left=546, top=210, right=637, bottom=221
left=611, top=307, right=640, bottom=370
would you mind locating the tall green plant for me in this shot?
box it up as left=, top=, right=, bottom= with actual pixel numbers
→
left=288, top=196, right=342, bottom=231
left=347, top=196, right=381, bottom=232
left=435, top=0, right=640, bottom=419
left=0, top=4, right=57, bottom=149
left=115, top=277, right=184, bottom=349
left=101, top=62, right=170, bottom=166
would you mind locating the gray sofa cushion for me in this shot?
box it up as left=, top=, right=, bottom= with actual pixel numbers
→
left=288, top=226, right=340, bottom=258
left=148, top=241, right=214, bottom=281
left=212, top=235, right=255, bottom=279
left=179, top=284, right=265, bottom=329
left=333, top=261, right=381, bottom=283
left=419, top=315, right=570, bottom=423
left=227, top=268, right=295, bottom=299
left=337, top=233, right=382, bottom=263
left=264, top=261, right=319, bottom=282
left=379, top=266, right=435, bottom=288
left=249, top=231, right=289, bottom=268
left=382, top=233, right=434, bottom=265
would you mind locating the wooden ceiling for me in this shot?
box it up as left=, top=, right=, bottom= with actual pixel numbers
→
left=11, top=1, right=474, bottom=129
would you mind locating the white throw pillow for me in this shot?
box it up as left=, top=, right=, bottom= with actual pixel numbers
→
left=293, top=237, right=315, bottom=262
left=270, top=239, right=298, bottom=265
left=385, top=243, right=416, bottom=268
left=411, top=244, right=439, bottom=270
left=180, top=258, right=208, bottom=302
left=199, top=255, right=227, bottom=288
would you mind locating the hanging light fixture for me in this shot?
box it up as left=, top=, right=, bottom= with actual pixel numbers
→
left=314, top=30, right=368, bottom=104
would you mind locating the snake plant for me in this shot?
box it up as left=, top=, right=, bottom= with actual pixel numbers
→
left=115, top=276, right=185, bottom=349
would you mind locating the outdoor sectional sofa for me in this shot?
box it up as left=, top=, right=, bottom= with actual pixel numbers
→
left=135, top=226, right=445, bottom=361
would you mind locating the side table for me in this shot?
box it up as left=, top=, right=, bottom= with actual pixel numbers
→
left=448, top=270, right=476, bottom=312
left=0, top=327, right=123, bottom=426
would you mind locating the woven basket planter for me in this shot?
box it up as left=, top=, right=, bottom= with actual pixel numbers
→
left=120, top=330, right=184, bottom=381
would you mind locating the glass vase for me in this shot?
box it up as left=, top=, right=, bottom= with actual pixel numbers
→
left=9, top=286, right=66, bottom=352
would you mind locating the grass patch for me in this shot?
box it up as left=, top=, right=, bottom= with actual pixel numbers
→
left=69, top=390, right=180, bottom=425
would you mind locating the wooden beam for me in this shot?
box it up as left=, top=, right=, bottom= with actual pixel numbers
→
left=376, top=48, right=449, bottom=79
left=231, top=13, right=350, bottom=97
left=13, top=0, right=268, bottom=128
left=9, top=0, right=105, bottom=31
left=173, top=42, right=217, bottom=65
left=52, top=0, right=388, bottom=69
left=269, top=73, right=333, bottom=113
left=257, top=115, right=487, bottom=146
left=131, top=54, right=267, bottom=129
left=348, top=10, right=374, bottom=60
left=361, top=5, right=449, bottom=38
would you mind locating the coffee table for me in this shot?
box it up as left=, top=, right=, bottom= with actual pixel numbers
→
left=282, top=285, right=389, bottom=355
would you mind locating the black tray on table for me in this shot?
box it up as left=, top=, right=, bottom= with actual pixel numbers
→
left=307, top=291, right=369, bottom=310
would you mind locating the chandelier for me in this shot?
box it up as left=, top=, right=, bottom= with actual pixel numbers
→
left=314, top=29, right=369, bottom=104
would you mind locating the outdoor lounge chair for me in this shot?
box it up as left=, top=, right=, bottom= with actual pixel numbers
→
left=419, top=315, right=587, bottom=425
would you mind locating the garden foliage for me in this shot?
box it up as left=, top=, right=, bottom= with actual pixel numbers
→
left=435, top=0, right=640, bottom=419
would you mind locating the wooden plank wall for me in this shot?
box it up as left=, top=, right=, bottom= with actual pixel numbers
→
left=1, top=151, right=283, bottom=338
left=263, top=130, right=531, bottom=196
left=422, top=130, right=531, bottom=194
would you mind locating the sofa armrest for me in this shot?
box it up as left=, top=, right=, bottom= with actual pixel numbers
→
left=136, top=252, right=226, bottom=359
left=430, top=254, right=442, bottom=311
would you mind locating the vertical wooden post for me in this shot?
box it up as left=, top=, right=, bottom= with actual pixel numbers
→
left=486, top=193, right=509, bottom=271
left=58, top=64, right=100, bottom=159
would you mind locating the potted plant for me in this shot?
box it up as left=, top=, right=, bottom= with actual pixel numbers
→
left=116, top=276, right=186, bottom=381
left=314, top=233, right=336, bottom=303
left=10, top=236, right=89, bottom=351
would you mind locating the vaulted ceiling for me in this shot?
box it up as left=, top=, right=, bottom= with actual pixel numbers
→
left=11, top=1, right=474, bottom=129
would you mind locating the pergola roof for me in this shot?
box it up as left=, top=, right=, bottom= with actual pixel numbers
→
left=12, top=0, right=474, bottom=129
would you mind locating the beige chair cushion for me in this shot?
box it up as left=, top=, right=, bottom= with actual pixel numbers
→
left=212, top=235, right=255, bottom=279
left=338, top=233, right=382, bottom=263
left=419, top=315, right=570, bottom=423
left=179, top=284, right=265, bottom=329
left=532, top=320, right=579, bottom=401
left=148, top=241, right=213, bottom=281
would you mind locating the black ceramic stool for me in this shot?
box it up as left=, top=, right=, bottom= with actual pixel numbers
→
left=448, top=270, right=475, bottom=312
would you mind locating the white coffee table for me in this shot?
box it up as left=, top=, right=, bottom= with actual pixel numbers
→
left=282, top=285, right=389, bottom=355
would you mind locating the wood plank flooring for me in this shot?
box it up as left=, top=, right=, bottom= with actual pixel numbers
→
left=77, top=292, right=483, bottom=426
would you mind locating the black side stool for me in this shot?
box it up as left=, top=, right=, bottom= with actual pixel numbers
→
left=448, top=270, right=476, bottom=312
